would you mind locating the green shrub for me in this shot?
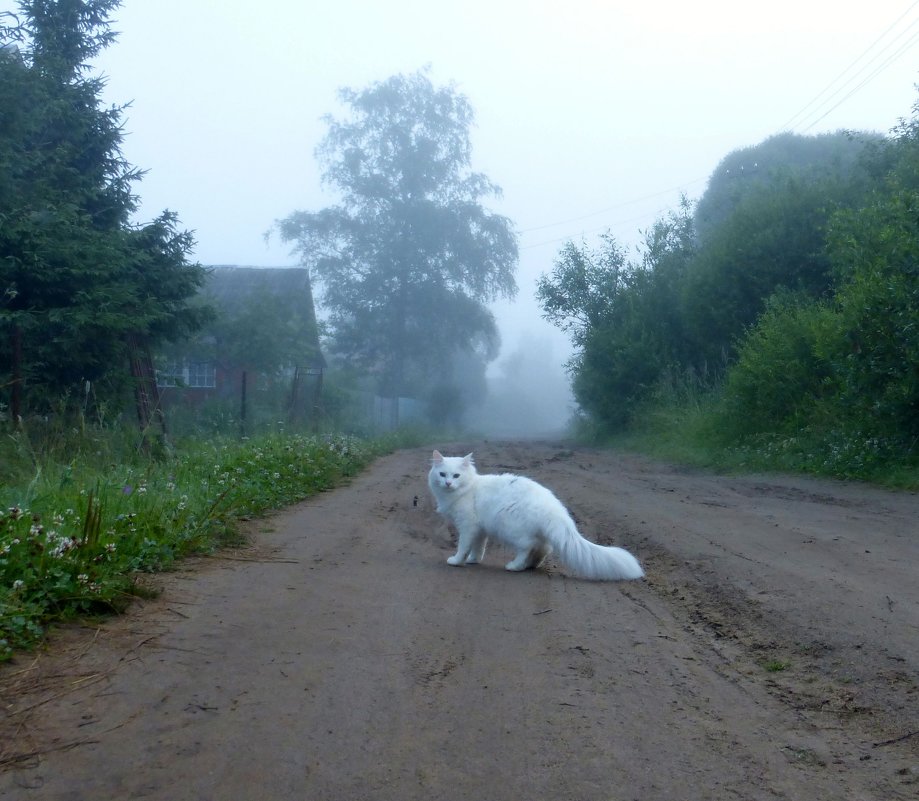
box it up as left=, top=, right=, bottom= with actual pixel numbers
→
left=0, top=429, right=393, bottom=661
left=717, top=294, right=835, bottom=442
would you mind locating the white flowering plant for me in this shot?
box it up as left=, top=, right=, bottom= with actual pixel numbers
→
left=1, top=431, right=392, bottom=661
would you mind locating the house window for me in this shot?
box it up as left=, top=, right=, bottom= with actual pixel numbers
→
left=186, top=362, right=216, bottom=388
left=156, top=362, right=216, bottom=389
left=156, top=363, right=181, bottom=388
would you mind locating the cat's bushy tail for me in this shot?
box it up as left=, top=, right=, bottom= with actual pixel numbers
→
left=549, top=518, right=644, bottom=581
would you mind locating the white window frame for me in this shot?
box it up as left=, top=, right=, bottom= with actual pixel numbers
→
left=156, top=361, right=216, bottom=389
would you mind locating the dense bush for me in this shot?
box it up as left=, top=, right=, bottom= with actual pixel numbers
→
left=825, top=189, right=919, bottom=444
left=539, top=115, right=919, bottom=483
left=713, top=136, right=919, bottom=474
left=716, top=294, right=835, bottom=441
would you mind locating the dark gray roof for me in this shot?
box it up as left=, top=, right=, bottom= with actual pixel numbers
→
left=204, top=265, right=325, bottom=369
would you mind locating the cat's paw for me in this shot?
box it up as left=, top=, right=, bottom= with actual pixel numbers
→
left=447, top=555, right=465, bottom=566
left=464, top=556, right=480, bottom=564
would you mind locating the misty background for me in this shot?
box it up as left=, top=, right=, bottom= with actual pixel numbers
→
left=7, top=0, right=918, bottom=435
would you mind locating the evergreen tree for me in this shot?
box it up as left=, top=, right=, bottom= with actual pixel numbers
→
left=0, top=1, right=207, bottom=420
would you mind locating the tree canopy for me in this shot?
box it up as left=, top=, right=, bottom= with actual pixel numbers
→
left=537, top=204, right=697, bottom=427
left=0, top=0, right=208, bottom=419
left=538, top=123, right=918, bottom=472
left=276, top=70, right=518, bottom=410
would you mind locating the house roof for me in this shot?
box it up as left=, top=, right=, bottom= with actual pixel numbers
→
left=204, top=265, right=326, bottom=369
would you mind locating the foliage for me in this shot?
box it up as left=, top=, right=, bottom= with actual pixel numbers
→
left=276, top=70, right=517, bottom=406
left=536, top=232, right=626, bottom=348
left=158, top=267, right=322, bottom=410
left=541, top=110, right=919, bottom=484
left=693, top=131, right=878, bottom=243
left=618, top=175, right=919, bottom=483
left=4, top=0, right=121, bottom=81
left=538, top=203, right=697, bottom=430
left=0, top=426, right=397, bottom=660
left=706, top=108, right=919, bottom=476
left=539, top=128, right=884, bottom=440
left=682, top=170, right=859, bottom=370
left=716, top=293, right=835, bottom=441
left=124, top=212, right=212, bottom=344
left=823, top=186, right=919, bottom=443
left=0, top=1, right=207, bottom=417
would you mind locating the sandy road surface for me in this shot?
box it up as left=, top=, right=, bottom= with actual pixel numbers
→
left=1, top=441, right=918, bottom=800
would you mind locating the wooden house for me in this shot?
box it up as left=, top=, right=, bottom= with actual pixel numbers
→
left=157, top=266, right=325, bottom=424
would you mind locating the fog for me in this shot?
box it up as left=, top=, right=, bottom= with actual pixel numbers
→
left=7, top=0, right=917, bottom=436
left=472, top=335, right=576, bottom=438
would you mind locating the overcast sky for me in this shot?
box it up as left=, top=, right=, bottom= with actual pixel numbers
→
left=6, top=0, right=919, bottom=387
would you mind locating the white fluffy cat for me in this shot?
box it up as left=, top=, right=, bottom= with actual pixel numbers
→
left=427, top=450, right=644, bottom=581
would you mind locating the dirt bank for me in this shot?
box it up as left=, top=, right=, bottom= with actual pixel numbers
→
left=2, top=442, right=917, bottom=799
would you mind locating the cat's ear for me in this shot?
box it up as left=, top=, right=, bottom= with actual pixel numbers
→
left=462, top=452, right=474, bottom=466
left=432, top=450, right=444, bottom=464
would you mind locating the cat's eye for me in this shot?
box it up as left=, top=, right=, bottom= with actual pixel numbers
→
left=452, top=473, right=460, bottom=479
left=439, top=471, right=446, bottom=477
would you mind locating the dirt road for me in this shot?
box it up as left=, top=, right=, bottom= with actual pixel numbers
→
left=2, top=441, right=918, bottom=800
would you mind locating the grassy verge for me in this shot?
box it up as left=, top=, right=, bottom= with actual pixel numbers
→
left=594, top=383, right=919, bottom=489
left=0, top=428, right=418, bottom=662
left=575, top=372, right=919, bottom=490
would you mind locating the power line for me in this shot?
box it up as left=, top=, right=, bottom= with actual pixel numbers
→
left=781, top=0, right=919, bottom=132
left=519, top=207, right=668, bottom=251
left=517, top=176, right=706, bottom=235
left=520, top=5, right=919, bottom=254
left=795, top=20, right=919, bottom=131
left=800, top=27, right=919, bottom=132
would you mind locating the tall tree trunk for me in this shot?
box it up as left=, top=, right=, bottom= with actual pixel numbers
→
left=10, top=322, right=22, bottom=425
left=239, top=370, right=248, bottom=438
left=126, top=332, right=167, bottom=452
left=390, top=273, right=409, bottom=429
left=390, top=358, right=402, bottom=429
left=311, top=368, right=323, bottom=433
left=288, top=365, right=301, bottom=425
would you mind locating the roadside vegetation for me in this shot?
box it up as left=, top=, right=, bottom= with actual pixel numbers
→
left=0, top=421, right=420, bottom=662
left=0, top=3, right=480, bottom=662
left=539, top=114, right=919, bottom=489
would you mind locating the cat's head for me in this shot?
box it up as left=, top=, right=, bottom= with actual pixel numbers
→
left=430, top=450, right=475, bottom=493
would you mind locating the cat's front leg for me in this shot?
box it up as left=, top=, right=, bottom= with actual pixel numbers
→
left=447, top=524, right=479, bottom=566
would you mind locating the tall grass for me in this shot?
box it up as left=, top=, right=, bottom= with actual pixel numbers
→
left=607, top=368, right=919, bottom=489
left=596, top=366, right=725, bottom=468
left=0, top=421, right=415, bottom=662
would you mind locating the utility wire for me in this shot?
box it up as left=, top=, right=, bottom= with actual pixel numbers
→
left=800, top=27, right=919, bottom=132
left=517, top=176, right=706, bottom=234
left=520, top=4, right=919, bottom=252
left=794, top=19, right=919, bottom=131
left=520, top=207, right=668, bottom=251
left=781, top=0, right=919, bottom=131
